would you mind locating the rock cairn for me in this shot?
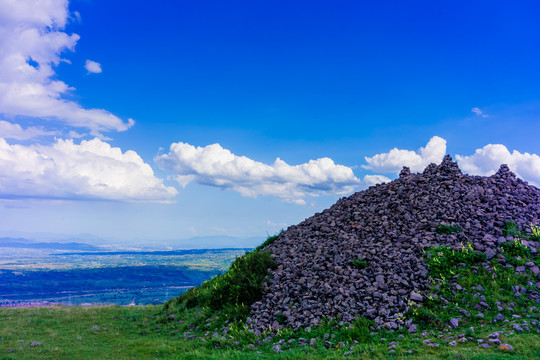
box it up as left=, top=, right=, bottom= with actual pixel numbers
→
left=250, top=155, right=540, bottom=330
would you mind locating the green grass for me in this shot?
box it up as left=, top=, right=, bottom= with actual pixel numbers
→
left=1, top=304, right=538, bottom=359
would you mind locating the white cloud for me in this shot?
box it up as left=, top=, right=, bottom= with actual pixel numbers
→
left=363, top=174, right=391, bottom=187
left=362, top=136, right=447, bottom=173
left=0, top=120, right=57, bottom=139
left=456, top=144, right=540, bottom=187
left=472, top=107, right=489, bottom=117
left=85, top=60, right=102, bottom=74
left=0, top=0, right=133, bottom=135
left=0, top=137, right=178, bottom=201
left=155, top=142, right=360, bottom=204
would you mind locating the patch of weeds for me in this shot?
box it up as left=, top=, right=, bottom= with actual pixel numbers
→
left=424, top=243, right=485, bottom=278
left=351, top=257, right=368, bottom=270
left=435, top=224, right=463, bottom=234
left=409, top=233, right=539, bottom=336
left=501, top=220, right=540, bottom=242
left=502, top=221, right=520, bottom=237
left=500, top=238, right=531, bottom=267
left=500, top=238, right=531, bottom=257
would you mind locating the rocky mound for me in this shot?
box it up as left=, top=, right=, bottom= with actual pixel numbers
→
left=250, top=155, right=540, bottom=331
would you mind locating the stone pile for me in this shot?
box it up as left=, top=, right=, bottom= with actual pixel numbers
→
left=250, top=155, right=540, bottom=330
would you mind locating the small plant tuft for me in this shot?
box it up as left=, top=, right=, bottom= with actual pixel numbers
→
left=435, top=224, right=463, bottom=234
left=351, top=257, right=368, bottom=270
left=275, top=313, right=287, bottom=324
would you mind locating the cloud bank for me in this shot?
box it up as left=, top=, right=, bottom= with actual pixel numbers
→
left=0, top=0, right=133, bottom=135
left=0, top=120, right=56, bottom=140
left=0, top=137, right=177, bottom=201
left=362, top=136, right=447, bottom=173
left=155, top=142, right=360, bottom=204
left=456, top=144, right=540, bottom=187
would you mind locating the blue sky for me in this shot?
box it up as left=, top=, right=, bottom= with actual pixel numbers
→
left=0, top=0, right=539, bottom=245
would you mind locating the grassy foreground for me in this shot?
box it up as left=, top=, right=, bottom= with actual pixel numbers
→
left=0, top=304, right=538, bottom=359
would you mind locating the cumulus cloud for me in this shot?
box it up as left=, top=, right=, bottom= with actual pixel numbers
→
left=0, top=0, right=133, bottom=135
left=472, top=107, right=489, bottom=117
left=456, top=144, right=540, bottom=187
left=363, top=174, right=391, bottom=187
left=0, top=120, right=57, bottom=140
left=362, top=136, right=447, bottom=173
left=85, top=59, right=102, bottom=74
left=155, top=142, right=360, bottom=204
left=0, top=137, right=178, bottom=201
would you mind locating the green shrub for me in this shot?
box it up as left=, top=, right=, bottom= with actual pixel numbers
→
left=435, top=224, right=462, bottom=234
left=425, top=243, right=485, bottom=278
left=175, top=249, right=276, bottom=320
left=351, top=258, right=368, bottom=270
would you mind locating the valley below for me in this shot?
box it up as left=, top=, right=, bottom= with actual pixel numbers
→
left=0, top=243, right=248, bottom=307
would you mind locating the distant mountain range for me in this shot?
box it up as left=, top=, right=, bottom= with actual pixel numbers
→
left=0, top=237, right=101, bottom=251
left=0, top=235, right=264, bottom=251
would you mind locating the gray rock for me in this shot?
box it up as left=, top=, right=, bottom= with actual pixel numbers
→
left=450, top=318, right=459, bottom=328
left=485, top=248, right=496, bottom=260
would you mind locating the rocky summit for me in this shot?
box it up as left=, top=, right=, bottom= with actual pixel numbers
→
left=249, top=155, right=540, bottom=331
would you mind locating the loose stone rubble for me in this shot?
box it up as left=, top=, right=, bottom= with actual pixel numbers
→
left=250, top=155, right=540, bottom=330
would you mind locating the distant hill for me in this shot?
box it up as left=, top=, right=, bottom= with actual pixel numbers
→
left=0, top=237, right=101, bottom=251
